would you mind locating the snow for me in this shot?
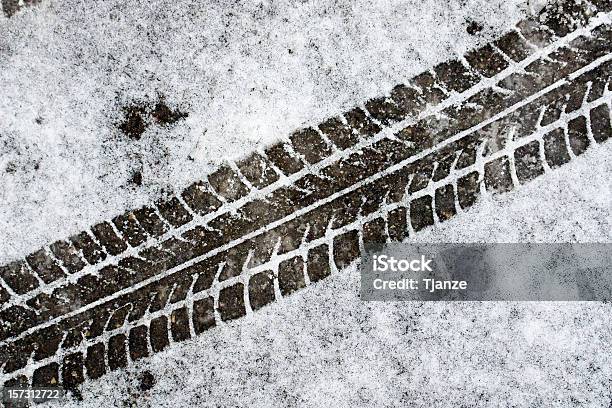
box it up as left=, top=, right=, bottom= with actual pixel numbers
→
left=53, top=138, right=612, bottom=408
left=3, top=0, right=611, bottom=406
left=1, top=0, right=524, bottom=263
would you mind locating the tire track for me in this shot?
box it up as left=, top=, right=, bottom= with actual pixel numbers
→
left=0, top=0, right=611, bottom=392
left=2, top=0, right=609, bottom=314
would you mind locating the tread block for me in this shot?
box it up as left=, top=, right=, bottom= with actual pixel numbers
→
left=4, top=375, right=29, bottom=389
left=584, top=61, right=612, bottom=103
left=112, top=212, right=148, bottom=248
left=70, top=231, right=107, bottom=265
left=370, top=137, right=413, bottom=164
left=289, top=128, right=333, bottom=164
left=91, top=221, right=128, bottom=256
left=360, top=181, right=388, bottom=217
left=278, top=256, right=306, bottom=296
left=182, top=226, right=225, bottom=255
left=590, top=104, right=611, bottom=143
left=170, top=307, right=191, bottom=342
left=105, top=304, right=131, bottom=333
left=344, top=107, right=382, bottom=137
left=97, top=270, right=132, bottom=310
left=49, top=240, right=86, bottom=274
left=208, top=165, right=251, bottom=202
left=156, top=240, right=200, bottom=268
left=411, top=71, right=447, bottom=106
left=387, top=207, right=409, bottom=242
left=318, top=117, right=359, bottom=149
left=181, top=181, right=222, bottom=216
left=390, top=84, right=424, bottom=117
left=129, top=325, right=150, bottom=361
left=493, top=31, right=534, bottom=61
left=239, top=196, right=283, bottom=229
left=408, top=161, right=434, bottom=193
left=0, top=260, right=39, bottom=294
left=307, top=244, right=331, bottom=283
left=218, top=283, right=246, bottom=321
left=333, top=230, right=360, bottom=270
left=456, top=142, right=478, bottom=170
left=25, top=291, right=69, bottom=323
left=564, top=82, right=588, bottom=114
left=433, top=59, right=479, bottom=93
left=149, top=316, right=170, bottom=353
left=247, top=232, right=278, bottom=268
left=218, top=244, right=249, bottom=281
left=118, top=256, right=159, bottom=281
left=543, top=128, right=571, bottom=168
left=511, top=104, right=542, bottom=139
left=546, top=46, right=591, bottom=79
left=189, top=261, right=218, bottom=293
left=85, top=343, right=106, bottom=379
left=321, top=155, right=368, bottom=191
left=567, top=115, right=590, bottom=156
left=516, top=20, right=555, bottom=48
left=0, top=285, right=8, bottom=305
left=396, top=122, right=433, bottom=152
left=484, top=156, right=514, bottom=194
left=2, top=340, right=33, bottom=373
left=303, top=203, right=335, bottom=242
left=163, top=234, right=200, bottom=261
left=61, top=327, right=84, bottom=349
left=32, top=362, right=59, bottom=386
left=457, top=171, right=480, bottom=210
left=236, top=152, right=280, bottom=189
left=276, top=219, right=309, bottom=254
left=62, top=352, right=84, bottom=388
left=540, top=89, right=567, bottom=127
left=432, top=149, right=458, bottom=182
left=193, top=297, right=215, bottom=334
left=264, top=142, right=305, bottom=175
left=248, top=271, right=275, bottom=310
left=588, top=72, right=609, bottom=102
left=365, top=97, right=404, bottom=125
left=126, top=289, right=153, bottom=322
left=330, top=190, right=362, bottom=229
left=205, top=211, right=251, bottom=247
left=435, top=185, right=457, bottom=222
left=465, top=44, right=510, bottom=77
left=157, top=197, right=193, bottom=228
left=148, top=281, right=174, bottom=313
left=85, top=309, right=112, bottom=340
left=514, top=140, right=545, bottom=184
left=362, top=217, right=387, bottom=245
left=410, top=195, right=435, bottom=231
left=168, top=274, right=195, bottom=304
left=133, top=206, right=168, bottom=238
left=107, top=334, right=128, bottom=371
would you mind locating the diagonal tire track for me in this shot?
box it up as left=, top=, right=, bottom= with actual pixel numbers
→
left=2, top=2, right=610, bottom=316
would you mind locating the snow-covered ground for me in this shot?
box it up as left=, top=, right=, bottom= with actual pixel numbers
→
left=54, top=140, right=612, bottom=408
left=0, top=0, right=525, bottom=264
left=3, top=0, right=611, bottom=406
